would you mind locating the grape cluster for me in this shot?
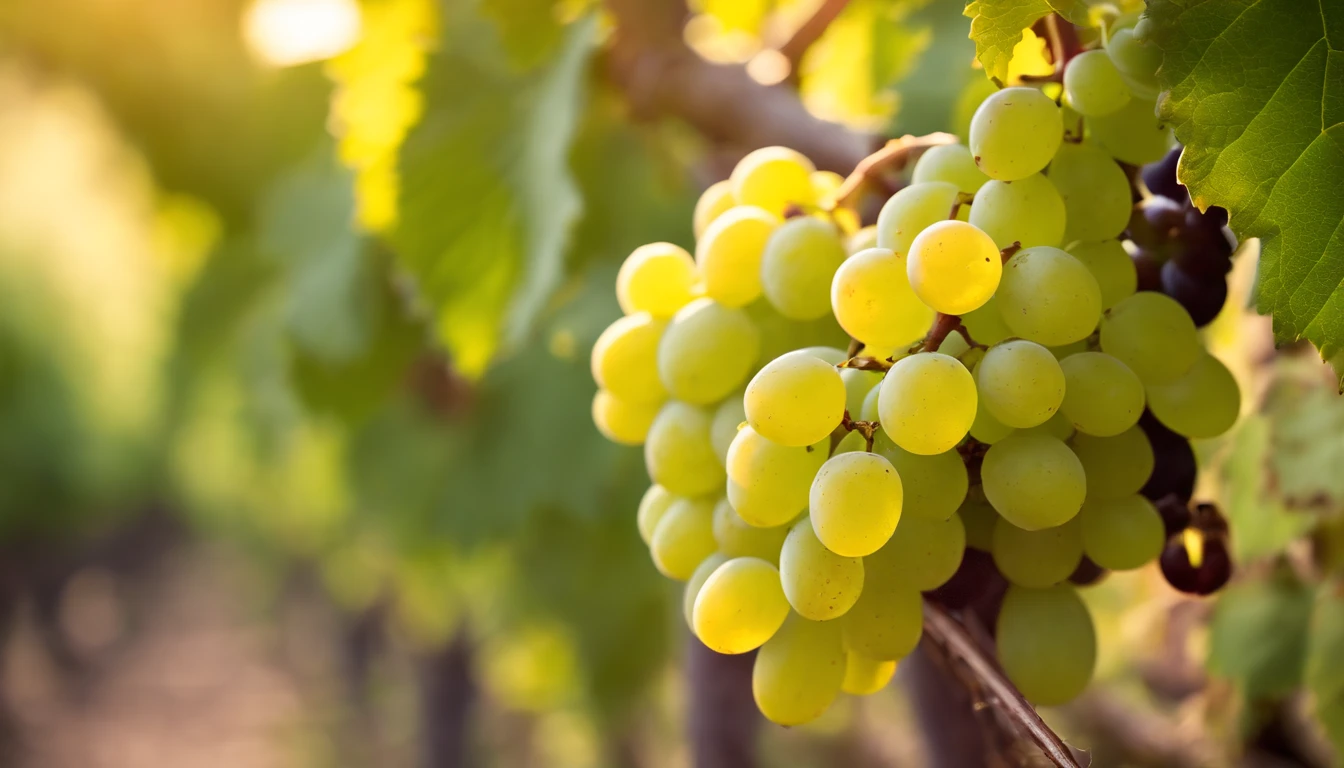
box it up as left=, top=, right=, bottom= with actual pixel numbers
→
left=591, top=19, right=1240, bottom=725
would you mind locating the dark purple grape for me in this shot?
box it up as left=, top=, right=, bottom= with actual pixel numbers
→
left=1140, top=414, right=1197, bottom=505
left=1205, top=206, right=1229, bottom=228
left=925, top=548, right=1005, bottom=611
left=1128, top=196, right=1185, bottom=248
left=1160, top=534, right=1232, bottom=596
left=1132, top=247, right=1164, bottom=292
left=1161, top=258, right=1228, bottom=327
left=1155, top=495, right=1193, bottom=537
left=1068, top=556, right=1107, bottom=586
left=1142, top=146, right=1185, bottom=202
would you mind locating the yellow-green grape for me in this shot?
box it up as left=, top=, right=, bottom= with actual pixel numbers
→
left=637, top=484, right=677, bottom=546
left=1062, top=49, right=1131, bottom=117
left=713, top=498, right=789, bottom=563
left=1023, top=408, right=1077, bottom=442
left=696, top=205, right=779, bottom=308
left=998, top=246, right=1103, bottom=346
left=730, top=146, right=818, bottom=218
left=962, top=295, right=1012, bottom=346
left=1059, top=352, right=1145, bottom=436
left=795, top=345, right=849, bottom=365
left=746, top=299, right=850, bottom=365
left=593, top=391, right=661, bottom=446
left=841, top=367, right=883, bottom=416
left=959, top=488, right=997, bottom=550
left=1049, top=340, right=1090, bottom=360
left=982, top=433, right=1086, bottom=530
left=1047, top=143, right=1132, bottom=243
left=1066, top=240, right=1136, bottom=309
left=878, top=352, right=978, bottom=455
left=1071, top=427, right=1154, bottom=501
left=998, top=585, right=1096, bottom=706
left=651, top=496, right=718, bottom=580
left=874, top=437, right=968, bottom=521
left=591, top=313, right=667, bottom=404
left=744, top=350, right=846, bottom=447
left=809, top=452, right=904, bottom=557
left=693, top=179, right=737, bottom=239
left=832, top=430, right=868, bottom=456
left=968, top=174, right=1066, bottom=250
left=1146, top=352, right=1240, bottom=438
left=843, top=652, right=897, bottom=695
left=970, top=392, right=1017, bottom=444
left=709, top=394, right=746, bottom=466
left=867, top=511, right=966, bottom=590
left=659, top=298, right=760, bottom=404
left=969, top=87, right=1064, bottom=181
left=911, top=143, right=990, bottom=194
left=1080, top=495, right=1164, bottom=570
left=1088, top=98, right=1171, bottom=166
left=875, top=181, right=962, bottom=254
left=841, top=568, right=923, bottom=660
left=645, top=401, right=725, bottom=496
left=753, top=612, right=846, bottom=726
left=976, top=340, right=1066, bottom=429
left=831, top=247, right=935, bottom=349
left=1098, top=292, right=1199, bottom=385
left=860, top=382, right=881, bottom=422
left=683, top=553, right=730, bottom=628
left=938, top=329, right=972, bottom=359
left=811, top=169, right=844, bottom=200
left=617, top=242, right=698, bottom=318
left=726, top=426, right=828, bottom=527
left=694, top=557, right=791, bottom=654
left=779, top=518, right=864, bottom=620
left=760, top=216, right=848, bottom=320
left=906, top=220, right=1003, bottom=314
left=991, top=516, right=1083, bottom=588
left=847, top=225, right=879, bottom=255
left=1105, top=28, right=1161, bottom=99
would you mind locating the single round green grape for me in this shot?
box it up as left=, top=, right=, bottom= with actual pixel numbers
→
left=713, top=497, right=789, bottom=564
left=958, top=487, right=998, bottom=550
left=809, top=452, right=904, bottom=557
left=745, top=350, right=846, bottom=447
left=992, top=516, right=1083, bottom=588
left=1080, top=495, right=1164, bottom=570
left=1088, top=97, right=1171, bottom=165
left=592, top=390, right=660, bottom=446
left=969, top=393, right=1017, bottom=444
left=1146, top=352, right=1240, bottom=438
left=878, top=352, right=978, bottom=455
left=651, top=496, right=718, bottom=580
left=1062, top=49, right=1131, bottom=117
left=906, top=220, right=1003, bottom=314
left=841, top=367, right=883, bottom=417
left=1022, top=408, right=1077, bottom=441
left=694, top=556, right=791, bottom=654
left=1105, top=28, right=1161, bottom=99
left=867, top=510, right=966, bottom=590
left=969, top=87, right=1064, bottom=181
left=842, top=652, right=897, bottom=695
left=1098, top=292, right=1199, bottom=385
left=875, top=181, right=961, bottom=255
left=1065, top=239, right=1136, bottom=309
left=683, top=553, right=729, bottom=628
left=841, top=569, right=923, bottom=660
left=998, top=246, right=1102, bottom=346
left=645, top=401, right=725, bottom=496
left=753, top=612, right=845, bottom=726
left=831, top=247, right=935, bottom=349
left=779, top=518, right=864, bottom=620
left=659, top=298, right=760, bottom=404
left=1047, top=143, right=1132, bottom=243
left=860, top=381, right=882, bottom=422
left=847, top=225, right=879, bottom=255
left=968, top=174, right=1066, bottom=250
left=874, top=437, right=969, bottom=521
left=692, top=179, right=736, bottom=239
left=1071, top=427, right=1154, bottom=501
left=976, top=340, right=1066, bottom=429
left=962, top=294, right=1013, bottom=346
left=725, top=426, right=828, bottom=527
left=982, top=433, right=1086, bottom=530
left=637, top=484, right=677, bottom=546
left=730, top=146, right=818, bottom=218
left=760, top=216, right=848, bottom=320
left=997, top=584, right=1096, bottom=706
left=591, top=312, right=667, bottom=404
left=709, top=394, right=746, bottom=466
left=696, top=205, right=779, bottom=308
left=911, top=143, right=990, bottom=194
left=746, top=299, right=850, bottom=366
left=617, top=242, right=697, bottom=318
left=1058, top=351, right=1145, bottom=437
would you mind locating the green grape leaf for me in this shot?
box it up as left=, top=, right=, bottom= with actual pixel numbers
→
left=963, top=0, right=1088, bottom=84
left=1208, top=578, right=1314, bottom=699
left=1223, top=415, right=1314, bottom=562
left=1146, top=0, right=1344, bottom=385
left=1307, top=580, right=1344, bottom=758
left=1264, top=375, right=1344, bottom=513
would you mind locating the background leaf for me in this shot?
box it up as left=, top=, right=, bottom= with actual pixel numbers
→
left=1307, top=580, right=1344, bottom=760
left=1208, top=578, right=1314, bottom=699
left=963, top=0, right=1087, bottom=84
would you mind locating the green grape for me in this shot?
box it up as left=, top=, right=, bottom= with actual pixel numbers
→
left=958, top=487, right=998, bottom=550
left=651, top=496, right=718, bottom=580
left=1066, top=239, right=1136, bottom=309
left=753, top=612, right=846, bottom=726
left=745, top=350, right=846, bottom=446
left=860, top=382, right=881, bottom=422
left=683, top=553, right=730, bottom=628
left=967, top=174, right=1066, bottom=250
left=997, top=584, right=1096, bottom=706
left=730, top=146, right=818, bottom=218
left=637, top=485, right=678, bottom=547
left=962, top=295, right=1012, bottom=346
left=692, top=179, right=736, bottom=239
left=976, top=340, right=1066, bottom=429
left=847, top=225, right=879, bottom=255
left=841, top=568, right=923, bottom=660
left=842, top=652, right=897, bottom=695
left=645, top=401, right=725, bottom=496
left=938, top=329, right=972, bottom=359
left=1080, top=495, right=1164, bottom=570
left=779, top=518, right=864, bottom=620
left=694, top=556, right=791, bottom=654
left=696, top=205, right=778, bottom=308
left=831, top=430, right=868, bottom=455
left=1047, top=143, right=1132, bottom=243
left=1146, top=352, right=1240, bottom=438
left=831, top=247, right=935, bottom=349
left=713, top=498, right=789, bottom=563
left=998, top=246, right=1103, bottom=346
left=1049, top=340, right=1090, bottom=360
left=867, top=510, right=966, bottom=590
left=992, top=516, right=1083, bottom=588
left=659, top=298, right=761, bottom=404
left=911, top=143, right=990, bottom=194
left=970, top=393, right=1017, bottom=444
left=1071, top=427, right=1154, bottom=501
left=811, top=170, right=844, bottom=203
left=726, top=426, right=828, bottom=527
left=809, top=452, right=904, bottom=557
left=1105, top=28, right=1161, bottom=99
left=746, top=299, right=850, bottom=365
left=969, top=87, right=1064, bottom=182
left=709, top=394, right=746, bottom=466
left=592, top=391, right=661, bottom=446
left=616, top=242, right=698, bottom=318
left=906, top=220, right=1002, bottom=314
left=760, top=216, right=849, bottom=320
left=875, top=181, right=962, bottom=254
left=1062, top=49, right=1131, bottom=117
left=981, top=433, right=1086, bottom=530
left=795, top=345, right=849, bottom=365
left=874, top=437, right=968, bottom=521
left=1023, top=408, right=1076, bottom=441
left=878, top=352, right=978, bottom=455
left=1088, top=98, right=1171, bottom=165
left=1098, top=292, right=1199, bottom=384
left=1058, top=351, right=1145, bottom=436
left=841, top=367, right=883, bottom=417
left=591, top=313, right=667, bottom=404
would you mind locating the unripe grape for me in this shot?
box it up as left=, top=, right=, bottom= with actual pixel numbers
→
left=1071, top=427, right=1154, bottom=501
left=696, top=206, right=779, bottom=308
left=873, top=437, right=968, bottom=521
left=745, top=350, right=846, bottom=447
left=969, top=87, right=1064, bottom=181
left=617, top=242, right=698, bottom=318
left=982, top=433, right=1086, bottom=530
left=968, top=174, right=1066, bottom=250
left=1063, top=49, right=1131, bottom=117
left=760, top=217, right=848, bottom=320
left=779, top=518, right=864, bottom=620
left=753, top=612, right=845, bottom=725
left=1047, top=143, right=1132, bottom=243
left=831, top=247, right=934, bottom=349
left=591, top=313, right=667, bottom=404
left=997, top=584, right=1096, bottom=705
left=875, top=181, right=962, bottom=255
left=992, top=516, right=1083, bottom=588
left=841, top=568, right=923, bottom=660
left=976, top=340, right=1066, bottom=429
left=809, top=452, right=904, bottom=557
left=709, top=394, right=746, bottom=466
left=693, top=180, right=736, bottom=239
left=683, top=553, right=729, bottom=629
left=1098, top=292, right=1199, bottom=384
left=962, top=295, right=1012, bottom=346
left=637, top=484, right=677, bottom=545
left=592, top=390, right=660, bottom=445
left=911, top=143, right=990, bottom=194
left=645, top=401, right=725, bottom=496
left=1146, top=352, right=1240, bottom=438
left=1079, top=495, right=1164, bottom=570
left=1106, top=28, right=1161, bottom=99
left=997, top=246, right=1102, bottom=346
left=1058, top=352, right=1145, bottom=436
left=906, top=220, right=1003, bottom=314
left=713, top=498, right=789, bottom=563
left=1066, top=239, right=1136, bottom=309
left=659, top=298, right=760, bottom=404
left=841, top=367, right=883, bottom=416
left=1088, top=97, right=1171, bottom=166
left=878, top=352, right=978, bottom=455
left=726, top=426, right=828, bottom=527
left=694, top=557, right=790, bottom=654
left=842, top=652, right=897, bottom=695
left=867, top=510, right=966, bottom=590
left=651, top=496, right=718, bottom=580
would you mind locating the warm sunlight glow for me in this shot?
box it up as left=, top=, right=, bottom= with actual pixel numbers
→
left=243, top=0, right=362, bottom=67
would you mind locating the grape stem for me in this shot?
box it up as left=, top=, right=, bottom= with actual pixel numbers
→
left=837, top=356, right=892, bottom=372
left=832, top=133, right=959, bottom=210
left=948, top=191, right=975, bottom=220
left=920, top=313, right=966, bottom=353
left=1000, top=242, right=1022, bottom=263
left=1042, top=14, right=1085, bottom=69
left=837, top=411, right=880, bottom=452
left=777, top=0, right=852, bottom=85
